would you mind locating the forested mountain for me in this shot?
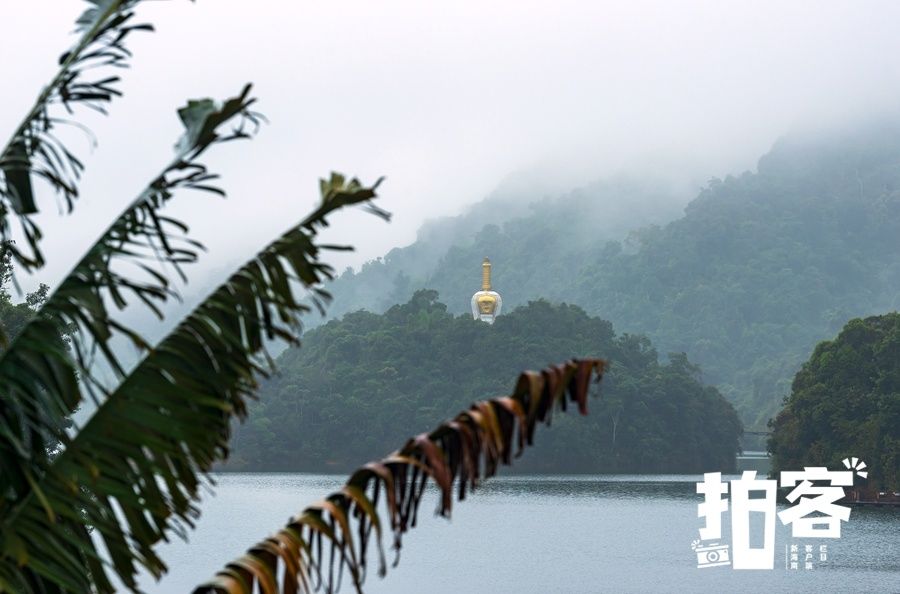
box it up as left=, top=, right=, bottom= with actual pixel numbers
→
left=322, top=124, right=900, bottom=428
left=769, top=313, right=900, bottom=491
left=228, top=292, right=742, bottom=474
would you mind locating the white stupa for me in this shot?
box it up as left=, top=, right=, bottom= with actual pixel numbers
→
left=470, top=257, right=502, bottom=324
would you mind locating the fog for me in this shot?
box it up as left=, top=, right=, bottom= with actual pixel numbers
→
left=3, top=0, right=900, bottom=297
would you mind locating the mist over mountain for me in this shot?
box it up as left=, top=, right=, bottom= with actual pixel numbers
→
left=322, top=174, right=690, bottom=323
left=319, top=122, right=900, bottom=428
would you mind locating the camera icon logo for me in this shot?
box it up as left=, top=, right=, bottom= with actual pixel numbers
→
left=692, top=540, right=731, bottom=568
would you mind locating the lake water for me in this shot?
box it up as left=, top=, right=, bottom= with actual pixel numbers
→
left=141, top=474, right=900, bottom=593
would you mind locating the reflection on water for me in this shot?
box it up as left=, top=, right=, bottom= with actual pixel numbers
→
left=141, top=474, right=900, bottom=594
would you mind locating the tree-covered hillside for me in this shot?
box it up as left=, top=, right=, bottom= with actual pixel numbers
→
left=322, top=124, right=900, bottom=428
left=228, top=291, right=742, bottom=474
left=768, top=314, right=900, bottom=491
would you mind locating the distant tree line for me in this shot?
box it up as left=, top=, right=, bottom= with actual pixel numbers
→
left=228, top=291, right=743, bottom=474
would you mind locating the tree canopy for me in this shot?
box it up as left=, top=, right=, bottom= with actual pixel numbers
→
left=229, top=291, right=743, bottom=474
left=0, top=255, right=47, bottom=345
left=768, top=313, right=900, bottom=491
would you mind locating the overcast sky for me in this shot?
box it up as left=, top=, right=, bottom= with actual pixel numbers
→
left=4, top=1, right=900, bottom=295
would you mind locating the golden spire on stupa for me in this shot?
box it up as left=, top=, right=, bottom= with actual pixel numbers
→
left=471, top=257, right=502, bottom=324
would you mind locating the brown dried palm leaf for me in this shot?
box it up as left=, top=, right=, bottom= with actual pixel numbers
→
left=195, top=358, right=606, bottom=594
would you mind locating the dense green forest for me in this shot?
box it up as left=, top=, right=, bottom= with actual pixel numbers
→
left=228, top=291, right=742, bottom=473
left=768, top=314, right=900, bottom=491
left=321, top=124, right=900, bottom=429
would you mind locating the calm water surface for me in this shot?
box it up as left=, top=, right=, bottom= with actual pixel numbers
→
left=142, top=474, right=900, bottom=593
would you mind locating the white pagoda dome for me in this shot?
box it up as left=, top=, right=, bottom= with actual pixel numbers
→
left=471, top=257, right=502, bottom=324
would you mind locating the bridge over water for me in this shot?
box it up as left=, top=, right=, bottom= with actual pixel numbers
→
left=737, top=430, right=771, bottom=473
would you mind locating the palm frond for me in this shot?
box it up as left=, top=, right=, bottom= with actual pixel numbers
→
left=0, top=87, right=259, bottom=516
left=194, top=359, right=606, bottom=594
left=0, top=0, right=159, bottom=271
left=0, top=173, right=388, bottom=593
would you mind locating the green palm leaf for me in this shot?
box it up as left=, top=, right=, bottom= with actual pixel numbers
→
left=1, top=0, right=159, bottom=271
left=0, top=173, right=388, bottom=593
left=194, top=359, right=606, bottom=594
left=0, top=86, right=259, bottom=533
